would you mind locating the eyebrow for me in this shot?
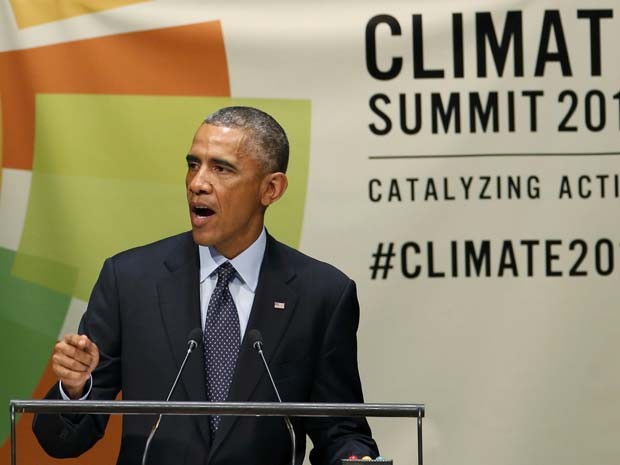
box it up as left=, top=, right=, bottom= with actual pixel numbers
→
left=210, top=157, right=238, bottom=171
left=185, top=154, right=238, bottom=172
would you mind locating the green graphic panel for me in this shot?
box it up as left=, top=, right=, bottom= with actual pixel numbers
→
left=0, top=247, right=71, bottom=442
left=15, top=94, right=310, bottom=301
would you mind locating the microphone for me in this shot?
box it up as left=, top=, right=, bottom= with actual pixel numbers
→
left=248, top=329, right=296, bottom=465
left=185, top=327, right=203, bottom=354
left=141, top=327, right=203, bottom=465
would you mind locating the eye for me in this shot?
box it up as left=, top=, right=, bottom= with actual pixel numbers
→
left=187, top=160, right=199, bottom=171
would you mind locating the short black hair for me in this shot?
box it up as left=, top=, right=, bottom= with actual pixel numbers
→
left=204, top=106, right=289, bottom=173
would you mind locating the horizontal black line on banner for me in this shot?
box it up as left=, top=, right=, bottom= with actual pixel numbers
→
left=369, top=151, right=620, bottom=160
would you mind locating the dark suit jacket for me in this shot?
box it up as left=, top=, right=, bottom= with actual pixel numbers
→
left=33, top=232, right=378, bottom=464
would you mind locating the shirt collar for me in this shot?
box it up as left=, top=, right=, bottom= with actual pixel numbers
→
left=198, top=228, right=266, bottom=292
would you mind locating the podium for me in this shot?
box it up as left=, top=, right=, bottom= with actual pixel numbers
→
left=10, top=400, right=425, bottom=465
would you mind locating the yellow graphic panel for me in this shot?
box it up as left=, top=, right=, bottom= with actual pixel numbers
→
left=9, top=0, right=150, bottom=29
left=0, top=96, right=3, bottom=186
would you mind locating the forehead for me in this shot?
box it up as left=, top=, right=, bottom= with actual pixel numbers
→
left=189, top=123, right=248, bottom=158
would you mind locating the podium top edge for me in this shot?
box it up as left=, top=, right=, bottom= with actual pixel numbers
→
left=10, top=400, right=425, bottom=418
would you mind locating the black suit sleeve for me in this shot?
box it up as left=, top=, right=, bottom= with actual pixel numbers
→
left=305, top=279, right=379, bottom=465
left=33, top=257, right=123, bottom=457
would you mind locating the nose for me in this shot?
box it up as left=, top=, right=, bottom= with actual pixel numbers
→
left=188, top=167, right=213, bottom=195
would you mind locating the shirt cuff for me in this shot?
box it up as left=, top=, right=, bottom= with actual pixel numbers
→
left=59, top=376, right=93, bottom=400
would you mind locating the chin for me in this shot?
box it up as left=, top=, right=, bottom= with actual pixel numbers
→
left=191, top=229, right=215, bottom=246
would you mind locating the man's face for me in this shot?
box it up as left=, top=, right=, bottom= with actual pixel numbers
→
left=186, top=123, right=271, bottom=258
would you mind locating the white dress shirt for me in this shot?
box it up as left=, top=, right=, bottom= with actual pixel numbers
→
left=198, top=227, right=266, bottom=339
left=61, top=228, right=267, bottom=400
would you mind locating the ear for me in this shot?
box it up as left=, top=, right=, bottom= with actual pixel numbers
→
left=260, top=172, right=288, bottom=207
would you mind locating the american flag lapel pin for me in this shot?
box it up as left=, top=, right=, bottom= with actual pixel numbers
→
left=274, top=301, right=286, bottom=310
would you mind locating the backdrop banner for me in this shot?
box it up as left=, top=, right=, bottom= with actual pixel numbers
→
left=1, top=1, right=618, bottom=464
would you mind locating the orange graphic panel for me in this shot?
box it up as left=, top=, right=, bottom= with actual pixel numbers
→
left=9, top=0, right=150, bottom=29
left=0, top=21, right=230, bottom=170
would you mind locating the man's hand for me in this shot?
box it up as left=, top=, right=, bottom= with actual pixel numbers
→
left=52, top=334, right=99, bottom=399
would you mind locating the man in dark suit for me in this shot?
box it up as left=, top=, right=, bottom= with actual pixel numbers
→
left=33, top=106, right=379, bottom=464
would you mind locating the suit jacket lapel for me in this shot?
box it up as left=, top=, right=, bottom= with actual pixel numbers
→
left=209, top=235, right=299, bottom=459
left=156, top=232, right=211, bottom=448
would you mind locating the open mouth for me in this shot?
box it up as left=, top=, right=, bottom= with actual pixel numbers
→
left=192, top=206, right=215, bottom=218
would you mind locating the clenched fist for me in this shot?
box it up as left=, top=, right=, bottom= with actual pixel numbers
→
left=52, top=334, right=99, bottom=399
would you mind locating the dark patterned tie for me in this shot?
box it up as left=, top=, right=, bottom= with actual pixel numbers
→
left=203, top=261, right=240, bottom=436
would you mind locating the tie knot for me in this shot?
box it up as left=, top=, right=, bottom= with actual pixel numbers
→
left=216, top=262, right=236, bottom=287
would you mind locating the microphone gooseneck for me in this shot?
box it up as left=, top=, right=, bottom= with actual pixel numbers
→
left=141, top=327, right=203, bottom=465
left=248, top=329, right=296, bottom=465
